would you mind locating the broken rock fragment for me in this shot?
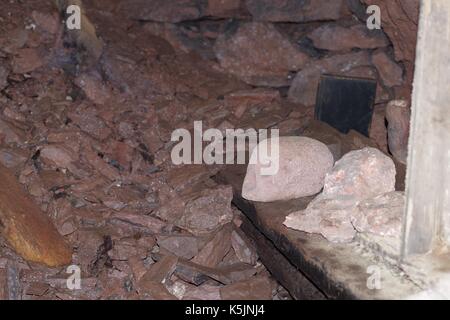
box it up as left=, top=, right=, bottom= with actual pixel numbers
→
left=284, top=147, right=397, bottom=242
left=372, top=50, right=404, bottom=87
left=242, top=137, right=334, bottom=202
left=157, top=235, right=199, bottom=260
left=322, top=147, right=396, bottom=200
left=284, top=196, right=358, bottom=243
left=231, top=228, right=258, bottom=265
left=0, top=164, right=72, bottom=267
left=214, top=22, right=309, bottom=86
left=177, top=185, right=234, bottom=235
left=191, top=225, right=232, bottom=268
left=0, top=64, right=9, bottom=90
left=288, top=51, right=372, bottom=106
left=245, top=0, right=347, bottom=22
left=308, top=24, right=389, bottom=51
left=386, top=100, right=410, bottom=164
left=12, top=48, right=44, bottom=74
left=220, top=276, right=273, bottom=300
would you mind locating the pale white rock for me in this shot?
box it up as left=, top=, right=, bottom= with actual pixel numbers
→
left=322, top=147, right=396, bottom=200
left=242, top=137, right=334, bottom=202
left=352, top=191, right=405, bottom=238
left=284, top=147, right=397, bottom=243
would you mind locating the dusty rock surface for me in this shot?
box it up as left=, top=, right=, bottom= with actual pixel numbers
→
left=352, top=191, right=405, bottom=239
left=214, top=22, right=309, bottom=86
left=386, top=100, right=411, bottom=164
left=242, top=137, right=334, bottom=202
left=284, top=148, right=397, bottom=243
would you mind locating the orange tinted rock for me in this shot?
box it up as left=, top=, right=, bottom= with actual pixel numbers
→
left=0, top=164, right=72, bottom=267
left=308, top=24, right=389, bottom=51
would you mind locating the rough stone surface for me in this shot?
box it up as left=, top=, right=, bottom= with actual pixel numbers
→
left=178, top=185, right=234, bottom=235
left=308, top=24, right=389, bottom=51
left=284, top=147, right=396, bottom=242
left=214, top=22, right=309, bottom=86
left=12, top=48, right=44, bottom=74
left=220, top=275, right=273, bottom=300
left=191, top=225, right=232, bottom=268
left=231, top=228, right=258, bottom=265
left=369, top=105, right=388, bottom=153
left=352, top=191, right=405, bottom=238
left=386, top=100, right=410, bottom=164
left=157, top=235, right=199, bottom=260
left=242, top=137, right=334, bottom=202
left=362, top=0, right=419, bottom=87
left=322, top=147, right=396, bottom=200
left=372, top=50, right=404, bottom=87
left=288, top=51, right=372, bottom=106
left=284, top=196, right=358, bottom=243
left=245, top=0, right=347, bottom=22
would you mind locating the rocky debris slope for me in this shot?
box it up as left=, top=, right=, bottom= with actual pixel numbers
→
left=0, top=0, right=299, bottom=300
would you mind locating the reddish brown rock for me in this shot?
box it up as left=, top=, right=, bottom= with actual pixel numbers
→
left=177, top=185, right=234, bottom=235
left=284, top=147, right=397, bottom=242
left=191, top=225, right=232, bottom=268
left=214, top=22, right=309, bottom=86
left=245, top=0, right=347, bottom=22
left=369, top=105, right=388, bottom=153
left=12, top=48, right=44, bottom=74
left=322, top=147, right=396, bottom=199
left=220, top=276, right=273, bottom=300
left=284, top=196, right=358, bottom=243
left=0, top=164, right=72, bottom=267
left=206, top=0, right=244, bottom=18
left=74, top=73, right=112, bottom=105
left=308, top=24, right=389, bottom=51
left=69, top=110, right=112, bottom=141
left=108, top=212, right=167, bottom=234
left=231, top=228, right=258, bottom=265
left=372, top=50, right=404, bottom=87
left=0, top=148, right=28, bottom=169
left=138, top=281, right=177, bottom=300
left=362, top=0, right=419, bottom=87
left=140, top=255, right=178, bottom=284
left=40, top=144, right=78, bottom=169
left=0, top=119, right=27, bottom=145
left=0, top=268, right=6, bottom=300
left=182, top=283, right=222, bottom=300
left=288, top=51, right=372, bottom=106
left=352, top=191, right=405, bottom=238
left=224, top=88, right=280, bottom=119
left=157, top=235, right=199, bottom=260
left=386, top=100, right=410, bottom=164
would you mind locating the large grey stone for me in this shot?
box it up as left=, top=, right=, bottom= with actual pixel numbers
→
left=242, top=137, right=334, bottom=202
